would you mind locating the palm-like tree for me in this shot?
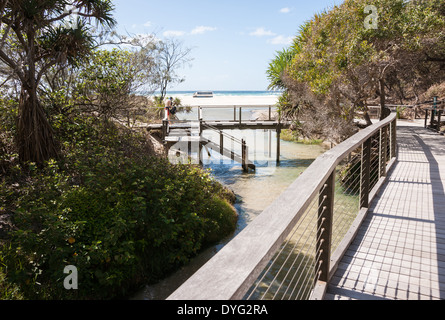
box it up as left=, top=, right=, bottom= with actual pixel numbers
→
left=266, top=48, right=294, bottom=91
left=0, top=0, right=115, bottom=164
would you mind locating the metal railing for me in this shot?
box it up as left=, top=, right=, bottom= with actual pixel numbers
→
left=167, top=113, right=397, bottom=301
left=422, top=97, right=445, bottom=133
left=200, top=121, right=254, bottom=172
left=195, top=105, right=278, bottom=123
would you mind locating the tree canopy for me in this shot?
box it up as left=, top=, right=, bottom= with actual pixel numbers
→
left=269, top=0, right=445, bottom=142
left=0, top=0, right=116, bottom=164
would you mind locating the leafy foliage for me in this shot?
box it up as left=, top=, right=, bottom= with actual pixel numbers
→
left=0, top=112, right=237, bottom=300
left=73, top=49, right=150, bottom=120
left=0, top=0, right=116, bottom=164
left=268, top=0, right=445, bottom=143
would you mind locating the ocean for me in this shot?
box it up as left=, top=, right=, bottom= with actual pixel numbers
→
left=156, top=90, right=283, bottom=97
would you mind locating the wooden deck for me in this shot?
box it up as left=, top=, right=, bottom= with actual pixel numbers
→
left=325, top=120, right=445, bottom=300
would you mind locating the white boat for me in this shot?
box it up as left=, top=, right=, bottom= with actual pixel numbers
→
left=193, top=91, right=213, bottom=98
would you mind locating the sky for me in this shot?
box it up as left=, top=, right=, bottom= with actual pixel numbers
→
left=112, top=0, right=344, bottom=91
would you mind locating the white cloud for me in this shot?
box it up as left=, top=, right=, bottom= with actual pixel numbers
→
left=280, top=7, right=291, bottom=14
left=143, top=21, right=152, bottom=27
left=191, top=26, right=217, bottom=35
left=163, top=30, right=186, bottom=37
left=162, top=26, right=216, bottom=37
left=268, top=35, right=293, bottom=45
left=249, top=27, right=276, bottom=37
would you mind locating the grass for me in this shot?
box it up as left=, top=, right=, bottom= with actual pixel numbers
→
left=280, top=129, right=324, bottom=145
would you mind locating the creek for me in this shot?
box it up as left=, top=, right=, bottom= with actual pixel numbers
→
left=132, top=107, right=328, bottom=300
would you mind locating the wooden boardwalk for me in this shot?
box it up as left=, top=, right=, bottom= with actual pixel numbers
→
left=325, top=120, right=445, bottom=300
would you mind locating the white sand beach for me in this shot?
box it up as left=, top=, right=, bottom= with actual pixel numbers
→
left=173, top=94, right=279, bottom=107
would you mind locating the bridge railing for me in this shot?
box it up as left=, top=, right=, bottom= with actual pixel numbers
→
left=200, top=121, right=253, bottom=172
left=422, top=98, right=445, bottom=132
left=168, top=104, right=279, bottom=123
left=167, top=113, right=397, bottom=301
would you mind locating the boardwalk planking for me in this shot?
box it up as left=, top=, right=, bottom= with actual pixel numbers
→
left=325, top=120, right=445, bottom=300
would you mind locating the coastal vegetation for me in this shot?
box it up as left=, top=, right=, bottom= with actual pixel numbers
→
left=0, top=0, right=235, bottom=299
left=280, top=129, right=323, bottom=145
left=2, top=0, right=444, bottom=301
left=268, top=0, right=445, bottom=144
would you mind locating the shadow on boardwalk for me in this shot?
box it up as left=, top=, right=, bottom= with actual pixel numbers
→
left=326, top=120, right=445, bottom=300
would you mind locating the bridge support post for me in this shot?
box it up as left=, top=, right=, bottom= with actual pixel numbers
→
left=317, top=171, right=335, bottom=283
left=199, top=142, right=203, bottom=166
left=242, top=139, right=248, bottom=172
left=220, top=131, right=224, bottom=155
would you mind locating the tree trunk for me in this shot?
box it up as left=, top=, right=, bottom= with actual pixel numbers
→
left=359, top=101, right=373, bottom=126
left=17, top=88, right=59, bottom=165
left=379, top=78, right=389, bottom=120
left=363, top=109, right=373, bottom=126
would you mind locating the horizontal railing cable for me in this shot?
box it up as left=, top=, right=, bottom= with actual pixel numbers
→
left=245, top=187, right=324, bottom=299
left=167, top=113, right=397, bottom=301
left=201, top=122, right=243, bottom=144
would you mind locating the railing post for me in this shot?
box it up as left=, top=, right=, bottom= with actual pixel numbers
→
left=317, top=171, right=335, bottom=283
left=379, top=126, right=388, bottom=178
left=239, top=107, right=242, bottom=125
left=162, top=120, right=168, bottom=141
left=360, top=137, right=372, bottom=209
left=424, top=109, right=429, bottom=128
left=437, top=110, right=442, bottom=133
left=390, top=118, right=397, bottom=159
left=199, top=109, right=203, bottom=136
left=430, top=107, right=435, bottom=128
left=276, top=126, right=281, bottom=164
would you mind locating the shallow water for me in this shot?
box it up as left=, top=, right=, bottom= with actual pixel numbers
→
left=132, top=108, right=327, bottom=300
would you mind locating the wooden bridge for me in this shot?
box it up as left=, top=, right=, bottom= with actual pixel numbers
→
left=142, top=106, right=292, bottom=172
left=167, top=111, right=445, bottom=301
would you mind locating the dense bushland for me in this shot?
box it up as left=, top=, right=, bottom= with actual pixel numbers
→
left=0, top=0, right=235, bottom=301
left=268, top=0, right=445, bottom=143
left=0, top=108, right=237, bottom=300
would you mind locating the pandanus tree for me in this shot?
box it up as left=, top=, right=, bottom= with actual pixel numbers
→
left=0, top=0, right=115, bottom=164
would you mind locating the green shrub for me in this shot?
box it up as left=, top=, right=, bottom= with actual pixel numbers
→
left=0, top=115, right=237, bottom=299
